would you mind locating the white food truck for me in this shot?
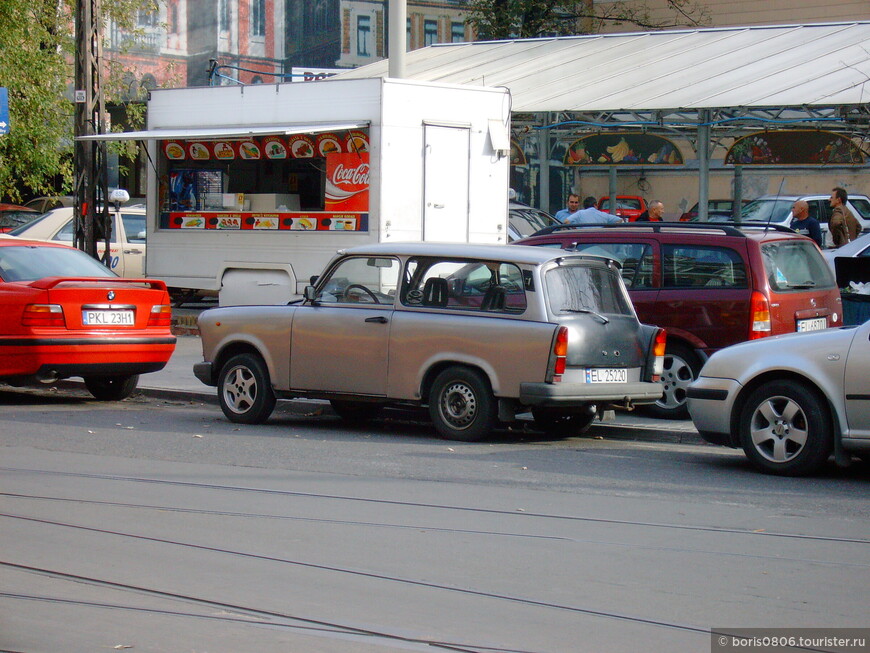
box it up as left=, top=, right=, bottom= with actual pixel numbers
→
left=91, top=77, right=512, bottom=305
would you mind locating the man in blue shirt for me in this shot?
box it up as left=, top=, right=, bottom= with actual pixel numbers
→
left=790, top=200, right=823, bottom=248
left=555, top=194, right=581, bottom=222
left=566, top=196, right=624, bottom=225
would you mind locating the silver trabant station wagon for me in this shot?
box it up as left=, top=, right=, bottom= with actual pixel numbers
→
left=194, top=243, right=665, bottom=441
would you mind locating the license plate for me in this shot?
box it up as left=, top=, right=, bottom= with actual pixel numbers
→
left=797, top=317, right=827, bottom=332
left=585, top=368, right=628, bottom=383
left=82, top=310, right=134, bottom=326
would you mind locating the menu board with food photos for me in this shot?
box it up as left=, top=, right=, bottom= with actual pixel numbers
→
left=161, top=131, right=369, bottom=161
left=162, top=212, right=368, bottom=232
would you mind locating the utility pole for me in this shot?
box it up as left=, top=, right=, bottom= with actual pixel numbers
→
left=74, top=0, right=111, bottom=263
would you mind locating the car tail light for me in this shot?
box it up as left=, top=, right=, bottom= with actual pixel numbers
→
left=652, top=328, right=666, bottom=381
left=22, top=304, right=65, bottom=327
left=749, top=291, right=771, bottom=339
left=148, top=304, right=172, bottom=327
left=549, top=326, right=569, bottom=383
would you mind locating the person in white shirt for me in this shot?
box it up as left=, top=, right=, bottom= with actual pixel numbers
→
left=566, top=196, right=623, bottom=225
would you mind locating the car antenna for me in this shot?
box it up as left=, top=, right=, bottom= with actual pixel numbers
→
left=764, top=177, right=786, bottom=236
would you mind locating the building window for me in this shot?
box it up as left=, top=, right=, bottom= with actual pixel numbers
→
left=219, top=0, right=230, bottom=32
left=252, top=0, right=266, bottom=37
left=137, top=9, right=158, bottom=28
left=357, top=14, right=371, bottom=56
left=424, top=19, right=438, bottom=46
left=407, top=17, right=412, bottom=50
left=451, top=22, right=465, bottom=43
left=169, top=4, right=178, bottom=33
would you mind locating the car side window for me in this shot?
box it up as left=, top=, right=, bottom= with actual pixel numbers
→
left=122, top=213, right=147, bottom=243
left=571, top=242, right=654, bottom=290
left=663, top=245, right=747, bottom=289
left=316, top=256, right=399, bottom=305
left=401, top=257, right=527, bottom=313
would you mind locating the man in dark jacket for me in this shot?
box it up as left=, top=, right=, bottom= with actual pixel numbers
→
left=829, top=187, right=860, bottom=247
left=790, top=200, right=823, bottom=248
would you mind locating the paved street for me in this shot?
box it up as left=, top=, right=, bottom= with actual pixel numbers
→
left=1, top=376, right=867, bottom=652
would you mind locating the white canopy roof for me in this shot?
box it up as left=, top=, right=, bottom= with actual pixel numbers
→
left=335, top=22, right=870, bottom=113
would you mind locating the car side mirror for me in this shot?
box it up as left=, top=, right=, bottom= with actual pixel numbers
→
left=304, top=285, right=319, bottom=304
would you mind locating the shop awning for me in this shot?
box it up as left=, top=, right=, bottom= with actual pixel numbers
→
left=76, top=122, right=370, bottom=141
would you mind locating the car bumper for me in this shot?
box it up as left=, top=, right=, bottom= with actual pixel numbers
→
left=519, top=381, right=662, bottom=406
left=194, top=361, right=215, bottom=386
left=686, top=376, right=741, bottom=445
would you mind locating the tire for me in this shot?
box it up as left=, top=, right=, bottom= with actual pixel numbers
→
left=428, top=367, right=497, bottom=442
left=643, top=343, right=700, bottom=420
left=84, top=375, right=139, bottom=401
left=217, top=353, right=276, bottom=424
left=330, top=400, right=383, bottom=422
left=532, top=406, right=596, bottom=438
left=738, top=380, right=832, bottom=476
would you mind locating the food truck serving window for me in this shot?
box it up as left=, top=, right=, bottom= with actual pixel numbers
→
left=157, top=129, right=370, bottom=233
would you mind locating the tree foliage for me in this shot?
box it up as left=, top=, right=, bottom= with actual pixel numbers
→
left=464, top=0, right=710, bottom=40
left=0, top=0, right=159, bottom=202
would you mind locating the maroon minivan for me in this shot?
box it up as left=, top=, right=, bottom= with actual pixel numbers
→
left=516, top=222, right=843, bottom=419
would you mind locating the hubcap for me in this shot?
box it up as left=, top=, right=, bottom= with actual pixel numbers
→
left=222, top=365, right=257, bottom=414
left=750, top=396, right=808, bottom=463
left=656, top=353, right=695, bottom=410
left=441, top=382, right=477, bottom=429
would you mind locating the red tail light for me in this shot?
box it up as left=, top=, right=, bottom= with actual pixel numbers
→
left=749, top=291, right=771, bottom=340
left=22, top=304, right=65, bottom=327
left=550, top=326, right=568, bottom=382
left=147, top=304, right=173, bottom=327
left=652, top=328, right=667, bottom=381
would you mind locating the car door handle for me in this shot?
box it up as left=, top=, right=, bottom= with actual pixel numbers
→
left=365, top=316, right=388, bottom=324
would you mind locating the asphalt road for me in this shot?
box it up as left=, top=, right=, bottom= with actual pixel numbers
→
left=1, top=386, right=868, bottom=653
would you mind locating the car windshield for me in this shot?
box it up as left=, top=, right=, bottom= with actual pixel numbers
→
left=0, top=245, right=117, bottom=281
left=602, top=198, right=642, bottom=211
left=545, top=263, right=633, bottom=316
left=761, top=240, right=836, bottom=292
left=0, top=211, right=37, bottom=229
left=741, top=199, right=792, bottom=223
left=510, top=207, right=557, bottom=237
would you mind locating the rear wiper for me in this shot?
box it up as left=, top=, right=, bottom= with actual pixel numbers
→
left=786, top=282, right=816, bottom=289
left=561, top=307, right=610, bottom=324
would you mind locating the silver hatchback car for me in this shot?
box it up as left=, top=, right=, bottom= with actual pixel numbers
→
left=194, top=243, right=665, bottom=441
left=688, top=321, right=870, bottom=475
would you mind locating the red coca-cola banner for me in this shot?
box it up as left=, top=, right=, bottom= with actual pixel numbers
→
left=325, top=152, right=369, bottom=211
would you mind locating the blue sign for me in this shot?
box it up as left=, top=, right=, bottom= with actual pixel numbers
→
left=0, top=87, right=8, bottom=135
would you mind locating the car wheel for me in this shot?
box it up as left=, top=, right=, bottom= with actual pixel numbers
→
left=218, top=353, right=276, bottom=424
left=330, top=400, right=383, bottom=422
left=738, top=380, right=832, bottom=476
left=428, top=367, right=496, bottom=442
left=84, top=375, right=139, bottom=401
left=643, top=344, right=699, bottom=420
left=532, top=406, right=595, bottom=437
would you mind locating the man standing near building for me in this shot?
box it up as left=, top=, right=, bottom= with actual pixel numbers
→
left=829, top=187, right=860, bottom=247
left=635, top=200, right=664, bottom=222
left=555, top=194, right=581, bottom=223
left=566, top=196, right=623, bottom=224
left=790, top=200, right=823, bottom=248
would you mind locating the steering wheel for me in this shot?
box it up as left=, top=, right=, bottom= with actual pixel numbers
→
left=345, top=283, right=380, bottom=304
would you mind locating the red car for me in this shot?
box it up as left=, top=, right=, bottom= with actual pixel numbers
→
left=0, top=203, right=39, bottom=233
left=0, top=238, right=176, bottom=399
left=597, top=195, right=651, bottom=221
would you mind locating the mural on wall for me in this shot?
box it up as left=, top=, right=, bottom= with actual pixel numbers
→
left=510, top=139, right=527, bottom=166
left=563, top=133, right=683, bottom=165
left=725, top=130, right=865, bottom=165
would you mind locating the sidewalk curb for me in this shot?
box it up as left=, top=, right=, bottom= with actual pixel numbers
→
left=129, top=385, right=703, bottom=445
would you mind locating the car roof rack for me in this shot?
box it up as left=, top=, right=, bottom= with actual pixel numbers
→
left=531, top=221, right=796, bottom=238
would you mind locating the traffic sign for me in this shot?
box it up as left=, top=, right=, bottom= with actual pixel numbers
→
left=0, top=87, right=8, bottom=135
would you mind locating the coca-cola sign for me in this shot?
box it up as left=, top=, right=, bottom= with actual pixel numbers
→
left=325, top=153, right=369, bottom=211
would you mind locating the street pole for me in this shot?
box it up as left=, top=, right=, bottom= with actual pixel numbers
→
left=74, top=0, right=111, bottom=263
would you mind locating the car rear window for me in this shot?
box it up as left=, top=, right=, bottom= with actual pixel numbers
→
left=510, top=207, right=556, bottom=238
left=761, top=240, right=836, bottom=292
left=545, top=264, right=632, bottom=316
left=0, top=245, right=117, bottom=281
